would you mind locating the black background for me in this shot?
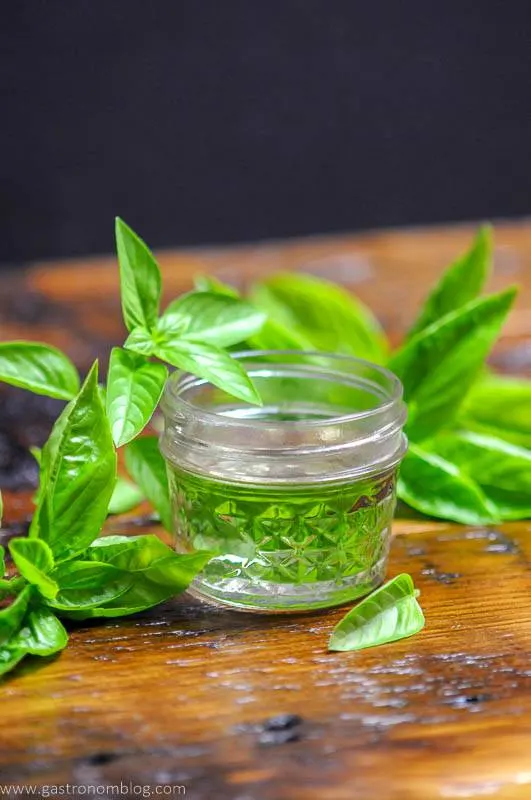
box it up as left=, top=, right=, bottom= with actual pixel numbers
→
left=2, top=1, right=531, bottom=266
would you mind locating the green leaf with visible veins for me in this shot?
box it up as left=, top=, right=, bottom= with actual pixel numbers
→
left=0, top=607, right=69, bottom=677
left=8, top=539, right=58, bottom=600
left=406, top=226, right=492, bottom=340
left=125, top=437, right=172, bottom=531
left=427, top=430, right=531, bottom=520
left=191, top=276, right=310, bottom=351
left=9, top=607, right=68, bottom=656
left=154, top=339, right=262, bottom=406
left=389, top=287, right=517, bottom=440
left=31, top=362, right=117, bottom=559
left=158, top=291, right=266, bottom=348
left=123, top=326, right=158, bottom=356
left=398, top=442, right=498, bottom=524
left=0, top=342, right=79, bottom=400
left=329, top=574, right=425, bottom=652
left=61, top=535, right=212, bottom=619
left=115, top=217, right=162, bottom=332
left=47, top=561, right=132, bottom=610
left=106, top=347, right=167, bottom=447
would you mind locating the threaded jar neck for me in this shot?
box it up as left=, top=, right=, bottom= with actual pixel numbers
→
left=160, top=351, right=407, bottom=485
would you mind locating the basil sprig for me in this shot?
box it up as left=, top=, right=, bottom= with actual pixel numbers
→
left=0, top=368, right=214, bottom=677
left=111, top=217, right=264, bottom=445
left=0, top=219, right=270, bottom=676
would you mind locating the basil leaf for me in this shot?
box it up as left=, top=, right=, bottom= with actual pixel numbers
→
left=8, top=539, right=58, bottom=600
left=0, top=648, right=27, bottom=677
left=459, top=374, right=531, bottom=449
left=389, top=288, right=517, bottom=440
left=0, top=342, right=79, bottom=400
left=0, top=579, right=19, bottom=600
left=9, top=607, right=68, bottom=656
left=62, top=549, right=212, bottom=619
left=124, top=437, right=172, bottom=531
left=86, top=534, right=173, bottom=569
left=47, top=561, right=132, bottom=610
left=329, top=574, right=425, bottom=652
left=106, top=347, right=167, bottom=447
left=398, top=442, right=498, bottom=524
left=251, top=273, right=388, bottom=363
left=153, top=340, right=261, bottom=406
left=191, top=277, right=310, bottom=350
left=0, top=586, right=32, bottom=645
left=428, top=430, right=531, bottom=520
left=123, top=326, right=158, bottom=356
left=248, top=315, right=315, bottom=352
left=406, top=226, right=492, bottom=340
left=158, top=292, right=266, bottom=348
left=108, top=478, right=145, bottom=515
left=194, top=275, right=239, bottom=297
left=31, top=362, right=117, bottom=559
left=115, top=217, right=162, bottom=332
left=30, top=446, right=42, bottom=466
left=0, top=545, right=5, bottom=579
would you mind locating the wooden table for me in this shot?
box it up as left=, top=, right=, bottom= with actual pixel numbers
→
left=1, top=220, right=531, bottom=799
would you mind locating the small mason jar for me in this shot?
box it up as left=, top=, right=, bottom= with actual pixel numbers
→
left=160, top=351, right=407, bottom=613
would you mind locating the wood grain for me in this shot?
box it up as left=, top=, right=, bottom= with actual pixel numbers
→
left=1, top=220, right=531, bottom=799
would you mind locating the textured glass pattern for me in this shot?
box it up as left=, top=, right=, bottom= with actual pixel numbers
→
left=168, top=466, right=397, bottom=611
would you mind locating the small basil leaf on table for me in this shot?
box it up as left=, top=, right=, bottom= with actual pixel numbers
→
left=459, top=374, right=531, bottom=449
left=427, top=430, right=531, bottom=520
left=389, top=287, right=517, bottom=440
left=194, top=275, right=239, bottom=297
left=0, top=342, right=79, bottom=400
left=398, top=442, right=498, bottom=524
left=115, top=217, right=162, bottom=332
left=8, top=539, right=58, bottom=600
left=250, top=273, right=388, bottom=363
left=124, top=437, right=173, bottom=532
left=0, top=586, right=32, bottom=645
left=106, top=347, right=167, bottom=447
left=30, top=362, right=117, bottom=559
left=153, top=339, right=262, bottom=406
left=158, top=291, right=266, bottom=348
left=406, top=226, right=492, bottom=340
left=329, top=574, right=425, bottom=652
left=46, top=561, right=132, bottom=610
left=108, top=478, right=145, bottom=515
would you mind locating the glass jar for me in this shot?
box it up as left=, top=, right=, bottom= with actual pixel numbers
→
left=160, top=351, right=407, bottom=613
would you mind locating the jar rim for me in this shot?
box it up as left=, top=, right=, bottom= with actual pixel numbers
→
left=162, top=349, right=404, bottom=429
